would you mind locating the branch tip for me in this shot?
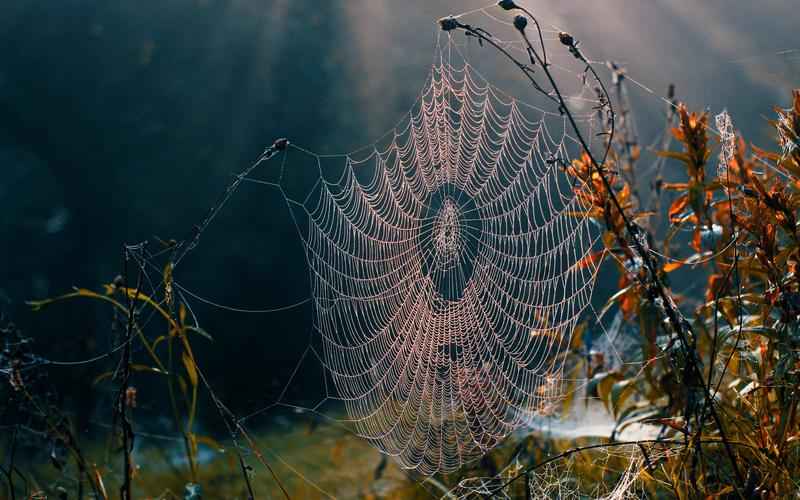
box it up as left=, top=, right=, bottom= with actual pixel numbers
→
left=438, top=16, right=459, bottom=32
left=273, top=138, right=289, bottom=151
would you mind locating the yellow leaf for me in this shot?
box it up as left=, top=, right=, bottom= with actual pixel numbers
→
left=179, top=302, right=187, bottom=326
left=630, top=145, right=641, bottom=161
left=131, top=364, right=166, bottom=375
left=182, top=352, right=198, bottom=388
left=93, top=465, right=109, bottom=500
left=571, top=322, right=587, bottom=350
left=119, top=287, right=176, bottom=327
left=182, top=351, right=198, bottom=387
left=196, top=435, right=226, bottom=453
left=597, top=375, right=616, bottom=410
left=93, top=371, right=114, bottom=386
left=187, top=432, right=199, bottom=460
left=177, top=375, right=188, bottom=398
left=152, top=334, right=168, bottom=350
left=92, top=364, right=165, bottom=386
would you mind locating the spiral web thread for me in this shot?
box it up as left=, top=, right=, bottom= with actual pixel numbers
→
left=246, top=31, right=607, bottom=475
left=450, top=442, right=669, bottom=499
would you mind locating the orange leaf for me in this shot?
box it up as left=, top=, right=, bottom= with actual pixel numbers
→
left=654, top=418, right=688, bottom=435
left=706, top=273, right=724, bottom=302
left=618, top=183, right=631, bottom=205
left=620, top=290, right=639, bottom=320
left=668, top=195, right=690, bottom=223
left=691, top=228, right=702, bottom=252
left=578, top=251, right=605, bottom=269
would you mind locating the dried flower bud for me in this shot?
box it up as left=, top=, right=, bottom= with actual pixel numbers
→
left=273, top=137, right=289, bottom=151
left=125, top=387, right=137, bottom=408
left=439, top=16, right=459, bottom=32
left=558, top=32, right=575, bottom=47
left=497, top=0, right=517, bottom=10
left=513, top=14, right=527, bottom=31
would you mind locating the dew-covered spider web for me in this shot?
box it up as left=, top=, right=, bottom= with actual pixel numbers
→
left=6, top=1, right=799, bottom=497
left=449, top=441, right=672, bottom=499
left=210, top=28, right=607, bottom=475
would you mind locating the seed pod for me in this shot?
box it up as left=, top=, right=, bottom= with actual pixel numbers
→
left=559, top=32, right=575, bottom=47
left=497, top=0, right=517, bottom=10
left=439, top=16, right=459, bottom=32
left=513, top=14, right=528, bottom=31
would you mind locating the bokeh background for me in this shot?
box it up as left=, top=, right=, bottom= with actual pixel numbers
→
left=1, top=0, right=797, bottom=433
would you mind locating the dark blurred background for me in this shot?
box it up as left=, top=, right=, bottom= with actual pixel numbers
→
left=1, top=0, right=797, bottom=433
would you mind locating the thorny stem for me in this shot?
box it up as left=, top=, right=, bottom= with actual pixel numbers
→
left=446, top=10, right=747, bottom=492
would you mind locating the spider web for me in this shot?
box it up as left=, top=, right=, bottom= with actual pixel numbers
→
left=7, top=3, right=792, bottom=497
left=449, top=442, right=671, bottom=499
left=221, top=28, right=607, bottom=475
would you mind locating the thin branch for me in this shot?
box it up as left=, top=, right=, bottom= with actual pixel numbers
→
left=172, top=137, right=289, bottom=267
left=114, top=245, right=143, bottom=500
